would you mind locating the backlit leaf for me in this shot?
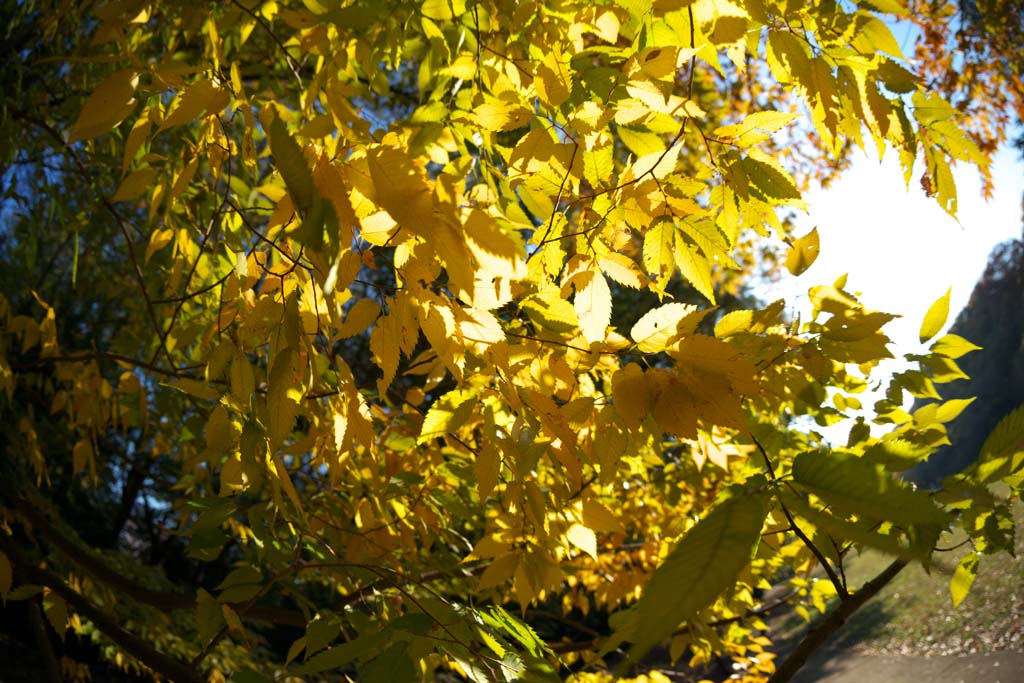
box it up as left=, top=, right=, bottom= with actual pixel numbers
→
left=919, top=287, right=951, bottom=343
left=950, top=552, right=978, bottom=608
left=785, top=227, right=819, bottom=276
left=567, top=523, right=598, bottom=559
left=574, top=270, right=612, bottom=344
left=613, top=493, right=768, bottom=661
left=792, top=450, right=950, bottom=526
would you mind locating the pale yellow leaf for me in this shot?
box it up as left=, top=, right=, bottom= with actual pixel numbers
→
left=599, top=253, right=648, bottom=289
left=567, top=523, right=598, bottom=560
left=574, top=270, right=612, bottom=344
left=630, top=302, right=701, bottom=353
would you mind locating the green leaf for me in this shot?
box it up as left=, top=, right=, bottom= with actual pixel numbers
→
left=43, top=593, right=68, bottom=639
left=361, top=642, right=417, bottom=683
left=305, top=613, right=343, bottom=658
left=216, top=566, right=263, bottom=603
left=612, top=493, right=768, bottom=662
left=919, top=287, right=951, bottom=343
left=972, top=403, right=1024, bottom=483
left=302, top=631, right=386, bottom=674
left=228, top=672, right=273, bottom=683
left=196, top=588, right=226, bottom=644
left=863, top=438, right=933, bottom=472
left=792, top=450, right=950, bottom=526
left=950, top=552, right=978, bottom=608
left=264, top=111, right=316, bottom=216
left=780, top=490, right=927, bottom=560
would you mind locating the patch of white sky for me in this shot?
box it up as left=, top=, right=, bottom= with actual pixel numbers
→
left=754, top=10, right=1023, bottom=444
left=763, top=142, right=1023, bottom=444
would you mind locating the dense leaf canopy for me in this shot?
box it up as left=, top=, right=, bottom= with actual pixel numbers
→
left=0, top=1, right=1021, bottom=682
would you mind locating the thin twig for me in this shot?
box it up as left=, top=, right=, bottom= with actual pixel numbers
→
left=752, top=435, right=849, bottom=600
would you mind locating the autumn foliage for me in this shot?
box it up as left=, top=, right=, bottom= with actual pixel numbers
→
left=0, top=1, right=1022, bottom=682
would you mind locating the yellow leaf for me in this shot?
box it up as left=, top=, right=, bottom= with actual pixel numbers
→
left=674, top=237, right=717, bottom=304
left=222, top=604, right=245, bottom=635
left=366, top=145, right=434, bottom=237
left=713, top=110, right=800, bottom=148
left=950, top=552, right=978, bottom=608
left=650, top=374, right=698, bottom=440
left=337, top=298, right=379, bottom=339
left=919, top=287, right=951, bottom=343
left=464, top=210, right=527, bottom=281
left=166, top=378, right=221, bottom=400
left=144, top=228, right=174, bottom=264
left=72, top=438, right=92, bottom=475
left=370, top=318, right=399, bottom=395
left=472, top=97, right=532, bottom=131
left=643, top=219, right=676, bottom=291
left=522, top=288, right=579, bottom=335
left=582, top=499, right=625, bottom=534
left=935, top=397, right=975, bottom=423
left=567, top=523, right=598, bottom=560
left=785, top=227, right=819, bottom=276
left=612, top=363, right=650, bottom=428
left=600, top=253, right=648, bottom=289
left=930, top=333, right=981, bottom=359
left=478, top=552, right=521, bottom=591
left=111, top=167, right=159, bottom=202
left=157, top=78, right=229, bottom=132
left=68, top=69, right=139, bottom=143
left=230, top=352, right=255, bottom=405
left=714, top=310, right=753, bottom=337
left=459, top=306, right=505, bottom=345
left=219, top=453, right=246, bottom=495
left=574, top=270, right=611, bottom=344
left=630, top=302, right=702, bottom=353
left=475, top=443, right=501, bottom=499
left=121, top=117, right=151, bottom=174
left=535, top=48, right=572, bottom=108
left=624, top=142, right=682, bottom=182
left=272, top=450, right=305, bottom=520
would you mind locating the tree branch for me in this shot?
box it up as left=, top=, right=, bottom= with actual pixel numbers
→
left=2, top=541, right=204, bottom=683
left=27, top=596, right=62, bottom=683
left=18, top=503, right=307, bottom=627
left=752, top=436, right=849, bottom=600
left=768, top=558, right=907, bottom=683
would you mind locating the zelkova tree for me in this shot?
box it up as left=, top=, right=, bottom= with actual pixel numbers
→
left=0, top=1, right=1021, bottom=682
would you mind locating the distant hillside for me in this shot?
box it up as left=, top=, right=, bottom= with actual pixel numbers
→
left=908, top=235, right=1024, bottom=486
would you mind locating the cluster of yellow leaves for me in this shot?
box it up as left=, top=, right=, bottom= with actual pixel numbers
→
left=2, top=0, right=1016, bottom=679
